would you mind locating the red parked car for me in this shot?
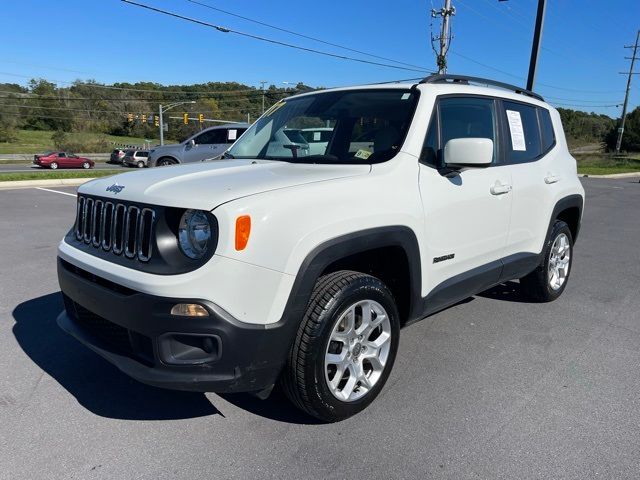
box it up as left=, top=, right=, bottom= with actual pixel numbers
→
left=33, top=151, right=95, bottom=170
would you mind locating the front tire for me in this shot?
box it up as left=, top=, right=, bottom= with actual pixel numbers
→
left=520, top=220, right=573, bottom=302
left=49, top=162, right=58, bottom=170
left=157, top=157, right=175, bottom=167
left=82, top=162, right=91, bottom=169
left=281, top=270, right=400, bottom=422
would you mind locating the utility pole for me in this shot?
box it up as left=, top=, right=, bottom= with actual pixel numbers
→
left=259, top=80, right=267, bottom=114
left=526, top=0, right=547, bottom=91
left=431, top=0, right=455, bottom=74
left=616, top=30, right=640, bottom=154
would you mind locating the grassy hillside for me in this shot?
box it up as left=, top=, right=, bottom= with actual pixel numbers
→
left=576, top=153, right=640, bottom=175
left=0, top=130, right=164, bottom=154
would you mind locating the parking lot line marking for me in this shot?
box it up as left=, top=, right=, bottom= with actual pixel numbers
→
left=34, top=187, right=76, bottom=197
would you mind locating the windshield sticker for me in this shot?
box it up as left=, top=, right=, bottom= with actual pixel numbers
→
left=506, top=110, right=526, bottom=151
left=263, top=101, right=286, bottom=117
left=354, top=149, right=372, bottom=159
left=401, top=93, right=411, bottom=100
left=228, top=129, right=237, bottom=141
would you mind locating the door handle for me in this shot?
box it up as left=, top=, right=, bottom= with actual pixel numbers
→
left=544, top=174, right=560, bottom=184
left=490, top=182, right=512, bottom=195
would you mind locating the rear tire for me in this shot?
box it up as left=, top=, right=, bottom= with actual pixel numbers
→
left=137, top=161, right=145, bottom=168
left=49, top=162, right=58, bottom=170
left=520, top=220, right=573, bottom=302
left=281, top=270, right=400, bottom=422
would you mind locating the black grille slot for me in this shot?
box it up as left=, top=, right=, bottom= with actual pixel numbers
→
left=112, top=204, right=126, bottom=255
left=73, top=195, right=157, bottom=262
left=92, top=200, right=103, bottom=247
left=83, top=198, right=94, bottom=243
left=124, top=206, right=139, bottom=258
left=102, top=202, right=114, bottom=250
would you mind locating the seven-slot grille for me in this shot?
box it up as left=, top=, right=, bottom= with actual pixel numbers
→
left=75, top=196, right=156, bottom=262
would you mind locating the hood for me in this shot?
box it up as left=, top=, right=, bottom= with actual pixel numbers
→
left=79, top=160, right=371, bottom=210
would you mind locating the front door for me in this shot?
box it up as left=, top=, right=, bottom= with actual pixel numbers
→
left=418, top=96, right=512, bottom=300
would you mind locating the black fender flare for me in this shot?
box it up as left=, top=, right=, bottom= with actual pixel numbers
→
left=272, top=226, right=422, bottom=348
left=546, top=194, right=584, bottom=243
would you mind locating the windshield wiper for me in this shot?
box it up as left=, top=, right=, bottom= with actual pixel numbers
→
left=222, top=151, right=235, bottom=159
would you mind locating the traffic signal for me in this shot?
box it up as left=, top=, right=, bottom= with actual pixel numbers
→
left=141, top=114, right=147, bottom=124
left=198, top=113, right=204, bottom=124
left=127, top=113, right=133, bottom=123
left=183, top=113, right=189, bottom=125
left=154, top=115, right=159, bottom=127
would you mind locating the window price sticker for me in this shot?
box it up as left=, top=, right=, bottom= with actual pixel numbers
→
left=506, top=110, right=526, bottom=151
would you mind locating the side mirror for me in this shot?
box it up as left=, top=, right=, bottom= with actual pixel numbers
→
left=189, top=139, right=196, bottom=147
left=444, top=138, right=493, bottom=168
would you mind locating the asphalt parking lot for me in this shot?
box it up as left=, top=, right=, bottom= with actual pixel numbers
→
left=1, top=178, right=639, bottom=479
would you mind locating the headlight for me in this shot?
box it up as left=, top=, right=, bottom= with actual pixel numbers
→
left=178, top=209, right=212, bottom=259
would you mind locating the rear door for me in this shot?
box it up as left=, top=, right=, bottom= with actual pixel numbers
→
left=499, top=100, right=558, bottom=263
left=418, top=96, right=513, bottom=298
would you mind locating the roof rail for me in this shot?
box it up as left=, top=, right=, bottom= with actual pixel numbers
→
left=419, top=74, right=544, bottom=102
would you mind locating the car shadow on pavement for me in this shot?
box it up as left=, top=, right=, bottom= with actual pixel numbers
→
left=12, top=292, right=221, bottom=421
left=477, top=281, right=532, bottom=303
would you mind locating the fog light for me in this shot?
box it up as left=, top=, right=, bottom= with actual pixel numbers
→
left=171, top=303, right=209, bottom=317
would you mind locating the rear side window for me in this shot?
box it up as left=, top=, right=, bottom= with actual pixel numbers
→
left=502, top=101, right=542, bottom=163
left=137, top=151, right=149, bottom=157
left=539, top=108, right=555, bottom=152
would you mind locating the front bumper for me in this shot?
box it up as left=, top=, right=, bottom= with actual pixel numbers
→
left=57, top=257, right=293, bottom=393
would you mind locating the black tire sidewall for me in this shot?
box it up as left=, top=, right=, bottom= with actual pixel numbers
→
left=306, top=276, right=400, bottom=420
left=540, top=222, right=573, bottom=300
left=50, top=162, right=58, bottom=169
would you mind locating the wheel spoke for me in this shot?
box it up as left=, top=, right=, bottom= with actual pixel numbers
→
left=324, top=298, right=393, bottom=403
left=340, top=366, right=358, bottom=400
left=326, top=351, right=347, bottom=365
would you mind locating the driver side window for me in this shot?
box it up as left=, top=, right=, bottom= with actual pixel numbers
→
left=421, top=97, right=497, bottom=168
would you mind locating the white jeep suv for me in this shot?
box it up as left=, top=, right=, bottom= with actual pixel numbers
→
left=57, top=75, right=584, bottom=422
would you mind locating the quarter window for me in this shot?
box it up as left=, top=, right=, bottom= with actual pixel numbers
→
left=539, top=108, right=555, bottom=152
left=503, top=101, right=542, bottom=163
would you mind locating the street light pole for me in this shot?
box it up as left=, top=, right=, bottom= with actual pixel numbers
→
left=526, top=0, right=547, bottom=91
left=158, top=101, right=196, bottom=145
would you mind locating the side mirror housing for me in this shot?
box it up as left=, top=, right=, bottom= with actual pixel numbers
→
left=188, top=139, right=196, bottom=147
left=443, top=138, right=493, bottom=168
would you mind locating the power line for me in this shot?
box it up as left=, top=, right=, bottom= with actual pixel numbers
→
left=450, top=50, right=624, bottom=94
left=0, top=103, right=263, bottom=115
left=120, top=0, right=433, bottom=74
left=185, top=0, right=427, bottom=71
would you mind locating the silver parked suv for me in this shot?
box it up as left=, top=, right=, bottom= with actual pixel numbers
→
left=148, top=123, right=248, bottom=167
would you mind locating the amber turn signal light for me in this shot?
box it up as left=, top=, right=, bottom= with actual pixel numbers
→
left=235, top=215, right=251, bottom=250
left=171, top=303, right=209, bottom=317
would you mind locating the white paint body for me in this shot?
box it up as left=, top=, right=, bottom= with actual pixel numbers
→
left=59, top=82, right=585, bottom=325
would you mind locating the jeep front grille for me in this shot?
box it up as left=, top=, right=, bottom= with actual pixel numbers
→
left=75, top=196, right=156, bottom=262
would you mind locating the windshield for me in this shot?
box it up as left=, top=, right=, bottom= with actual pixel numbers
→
left=227, top=89, right=418, bottom=163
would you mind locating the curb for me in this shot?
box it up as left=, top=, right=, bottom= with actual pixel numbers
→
left=579, top=172, right=640, bottom=179
left=0, top=178, right=94, bottom=190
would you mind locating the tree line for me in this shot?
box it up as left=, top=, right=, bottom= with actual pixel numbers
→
left=0, top=78, right=310, bottom=144
left=0, top=78, right=638, bottom=152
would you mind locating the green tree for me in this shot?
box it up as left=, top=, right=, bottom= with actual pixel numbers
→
left=605, top=107, right=640, bottom=152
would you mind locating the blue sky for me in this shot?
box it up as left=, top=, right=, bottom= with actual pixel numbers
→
left=0, top=0, right=638, bottom=116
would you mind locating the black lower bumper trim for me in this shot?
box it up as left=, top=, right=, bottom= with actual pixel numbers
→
left=57, top=258, right=295, bottom=393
